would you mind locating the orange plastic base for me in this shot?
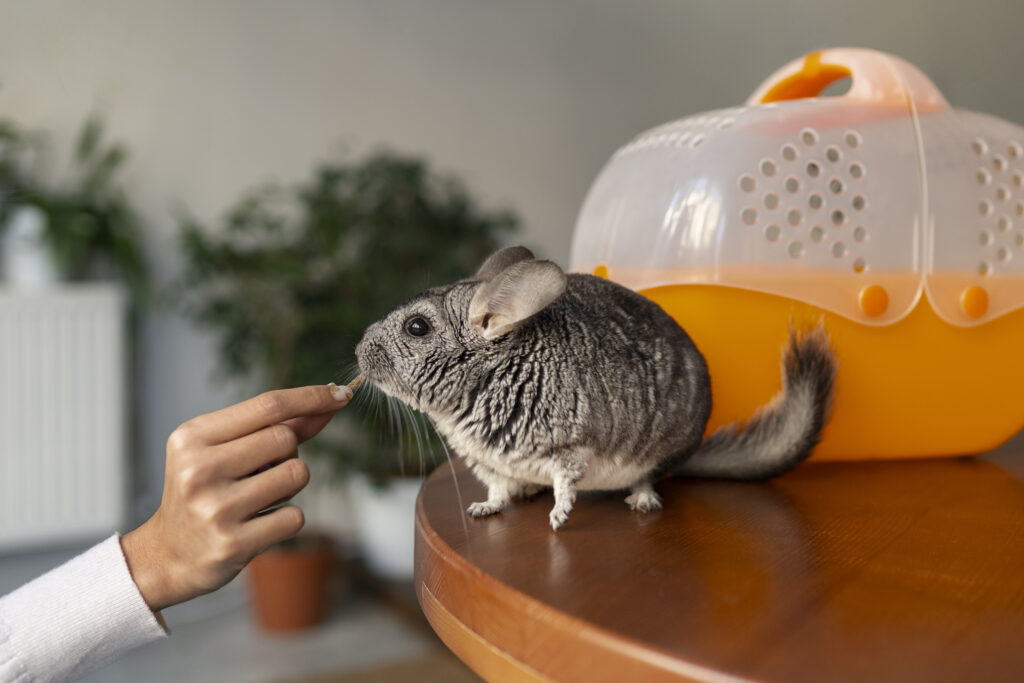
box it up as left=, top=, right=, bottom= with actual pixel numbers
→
left=639, top=284, right=1024, bottom=460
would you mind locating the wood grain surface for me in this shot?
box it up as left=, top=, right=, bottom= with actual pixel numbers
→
left=415, top=449, right=1024, bottom=682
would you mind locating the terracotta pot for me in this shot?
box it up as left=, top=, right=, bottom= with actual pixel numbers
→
left=247, top=542, right=335, bottom=632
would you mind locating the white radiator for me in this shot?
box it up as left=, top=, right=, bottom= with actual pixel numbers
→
left=0, top=285, right=128, bottom=551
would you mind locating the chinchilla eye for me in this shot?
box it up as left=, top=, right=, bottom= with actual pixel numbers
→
left=405, top=316, right=431, bottom=337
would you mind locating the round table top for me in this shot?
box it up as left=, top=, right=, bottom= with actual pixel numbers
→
left=414, top=449, right=1024, bottom=682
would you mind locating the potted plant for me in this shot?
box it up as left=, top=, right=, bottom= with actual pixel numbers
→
left=245, top=531, right=337, bottom=632
left=0, top=115, right=148, bottom=296
left=175, top=151, right=518, bottom=588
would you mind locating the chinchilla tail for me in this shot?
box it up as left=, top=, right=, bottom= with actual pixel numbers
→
left=674, top=325, right=837, bottom=480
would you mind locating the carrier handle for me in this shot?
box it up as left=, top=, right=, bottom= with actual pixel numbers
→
left=746, top=48, right=949, bottom=112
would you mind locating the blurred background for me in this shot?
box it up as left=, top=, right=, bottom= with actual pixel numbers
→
left=1, top=1, right=1023, bottom=681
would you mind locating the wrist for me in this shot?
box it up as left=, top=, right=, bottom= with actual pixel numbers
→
left=120, top=517, right=176, bottom=612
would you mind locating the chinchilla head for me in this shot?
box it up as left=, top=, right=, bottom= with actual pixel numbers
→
left=354, top=246, right=567, bottom=415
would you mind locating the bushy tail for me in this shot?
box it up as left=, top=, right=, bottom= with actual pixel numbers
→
left=674, top=325, right=837, bottom=480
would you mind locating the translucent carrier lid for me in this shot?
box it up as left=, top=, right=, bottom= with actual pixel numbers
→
left=569, top=48, right=1024, bottom=326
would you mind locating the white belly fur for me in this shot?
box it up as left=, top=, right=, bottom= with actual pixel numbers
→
left=577, top=457, right=651, bottom=491
left=438, top=419, right=651, bottom=491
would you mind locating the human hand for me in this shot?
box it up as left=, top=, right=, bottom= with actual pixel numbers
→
left=121, top=383, right=352, bottom=612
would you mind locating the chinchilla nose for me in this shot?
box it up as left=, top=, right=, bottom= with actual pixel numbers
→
left=354, top=322, right=383, bottom=367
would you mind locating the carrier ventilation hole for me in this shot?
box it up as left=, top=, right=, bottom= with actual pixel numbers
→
left=1016, top=232, right=1024, bottom=247
left=691, top=134, right=704, bottom=148
left=752, top=129, right=868, bottom=263
left=966, top=137, right=1024, bottom=270
left=852, top=258, right=867, bottom=273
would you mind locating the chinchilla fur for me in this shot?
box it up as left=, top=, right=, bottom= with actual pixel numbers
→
left=356, top=246, right=836, bottom=530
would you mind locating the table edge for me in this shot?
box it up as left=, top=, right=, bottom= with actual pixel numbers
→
left=413, top=468, right=748, bottom=683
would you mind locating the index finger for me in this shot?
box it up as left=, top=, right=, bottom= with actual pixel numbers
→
left=192, top=385, right=347, bottom=444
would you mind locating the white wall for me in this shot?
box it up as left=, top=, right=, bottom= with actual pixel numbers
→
left=1, top=0, right=1022, bottom=516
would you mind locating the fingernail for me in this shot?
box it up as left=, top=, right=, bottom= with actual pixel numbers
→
left=328, top=383, right=352, bottom=401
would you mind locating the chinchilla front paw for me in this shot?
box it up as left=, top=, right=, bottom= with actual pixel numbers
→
left=549, top=503, right=572, bottom=531
left=625, top=489, right=663, bottom=512
left=467, top=501, right=505, bottom=518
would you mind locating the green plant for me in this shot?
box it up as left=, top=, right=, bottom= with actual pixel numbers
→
left=0, top=115, right=148, bottom=297
left=175, top=151, right=518, bottom=484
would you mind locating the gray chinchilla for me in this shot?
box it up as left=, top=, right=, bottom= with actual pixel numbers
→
left=355, top=246, right=836, bottom=530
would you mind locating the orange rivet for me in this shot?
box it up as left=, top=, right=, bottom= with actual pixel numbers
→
left=858, top=285, right=888, bottom=317
left=593, top=264, right=609, bottom=279
left=961, top=285, right=989, bottom=318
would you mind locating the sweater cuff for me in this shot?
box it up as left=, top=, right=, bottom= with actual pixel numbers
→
left=0, top=534, right=168, bottom=683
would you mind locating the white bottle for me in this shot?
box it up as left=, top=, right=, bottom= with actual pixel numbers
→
left=1, top=204, right=59, bottom=288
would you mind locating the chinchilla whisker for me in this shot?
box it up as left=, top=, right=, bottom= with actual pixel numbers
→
left=419, top=413, right=431, bottom=480
left=397, top=401, right=419, bottom=477
left=404, top=403, right=427, bottom=480
left=384, top=394, right=406, bottom=478
left=337, top=359, right=360, bottom=386
left=367, top=383, right=386, bottom=451
left=437, top=437, right=469, bottom=542
left=395, top=397, right=418, bottom=476
left=349, top=377, right=371, bottom=409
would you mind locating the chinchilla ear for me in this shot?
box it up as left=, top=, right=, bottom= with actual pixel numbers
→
left=475, top=246, right=536, bottom=280
left=469, top=260, right=567, bottom=341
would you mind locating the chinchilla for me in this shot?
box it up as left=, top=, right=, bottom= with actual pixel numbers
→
left=355, top=246, right=836, bottom=530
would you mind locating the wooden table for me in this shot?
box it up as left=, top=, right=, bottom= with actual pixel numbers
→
left=414, top=448, right=1024, bottom=682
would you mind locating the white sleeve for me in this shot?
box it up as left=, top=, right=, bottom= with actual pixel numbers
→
left=0, top=534, right=169, bottom=683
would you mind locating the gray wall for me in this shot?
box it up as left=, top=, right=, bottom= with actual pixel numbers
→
left=1, top=0, right=1022, bottom=518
